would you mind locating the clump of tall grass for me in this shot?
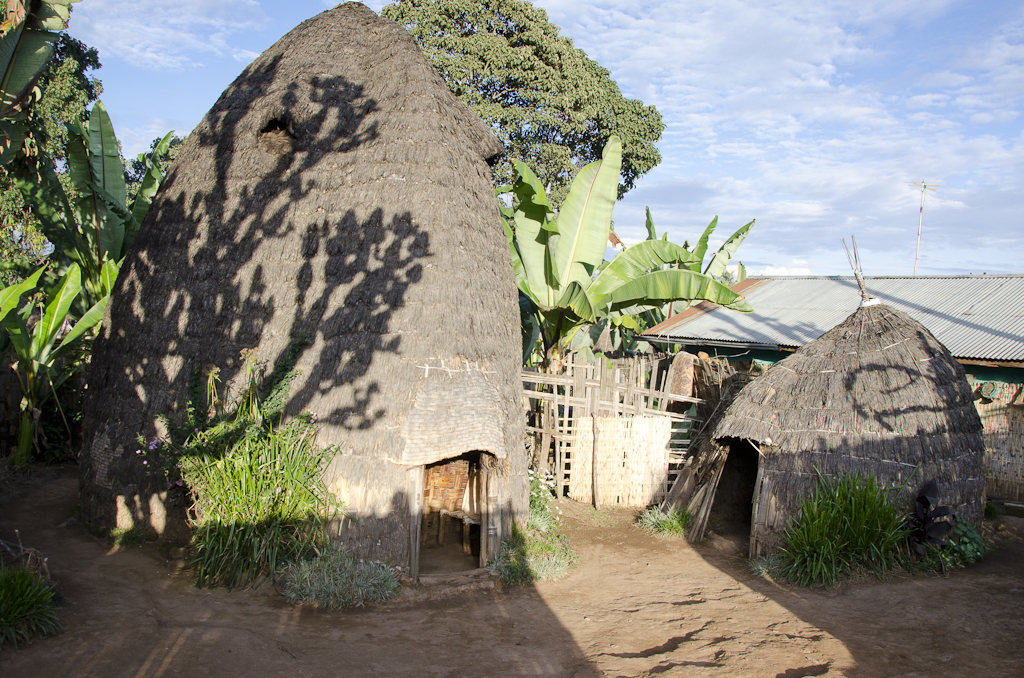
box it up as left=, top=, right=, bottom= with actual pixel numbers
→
left=492, top=470, right=576, bottom=585
left=637, top=505, right=692, bottom=536
left=0, top=563, right=61, bottom=648
left=282, top=546, right=398, bottom=609
left=777, top=471, right=905, bottom=587
left=181, top=421, right=341, bottom=589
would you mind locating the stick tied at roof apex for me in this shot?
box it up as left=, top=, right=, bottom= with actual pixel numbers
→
left=842, top=236, right=880, bottom=307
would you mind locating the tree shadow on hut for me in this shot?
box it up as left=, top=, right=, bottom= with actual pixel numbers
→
left=81, top=54, right=421, bottom=534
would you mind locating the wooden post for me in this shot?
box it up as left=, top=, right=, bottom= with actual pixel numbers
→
left=478, top=466, right=489, bottom=567
left=408, top=466, right=424, bottom=581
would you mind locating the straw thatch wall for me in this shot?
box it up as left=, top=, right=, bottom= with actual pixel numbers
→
left=78, top=3, right=526, bottom=566
left=703, top=302, right=985, bottom=556
left=969, top=378, right=1024, bottom=501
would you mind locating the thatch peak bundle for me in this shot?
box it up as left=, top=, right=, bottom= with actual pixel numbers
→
left=79, top=2, right=526, bottom=568
left=699, top=300, right=985, bottom=555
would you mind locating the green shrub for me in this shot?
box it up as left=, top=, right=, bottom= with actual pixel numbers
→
left=180, top=422, right=340, bottom=589
left=913, top=519, right=988, bottom=573
left=637, top=505, right=692, bottom=536
left=777, top=472, right=905, bottom=587
left=0, top=564, right=61, bottom=649
left=282, top=546, right=398, bottom=609
left=493, top=471, right=576, bottom=585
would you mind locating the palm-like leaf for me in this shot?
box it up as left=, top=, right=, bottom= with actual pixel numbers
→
left=606, top=268, right=753, bottom=315
left=704, top=219, right=754, bottom=278
left=589, top=239, right=698, bottom=301
left=689, top=216, right=717, bottom=272
left=551, top=136, right=621, bottom=290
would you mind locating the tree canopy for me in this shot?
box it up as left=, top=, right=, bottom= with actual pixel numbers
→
left=381, top=0, right=664, bottom=206
left=0, top=33, right=102, bottom=281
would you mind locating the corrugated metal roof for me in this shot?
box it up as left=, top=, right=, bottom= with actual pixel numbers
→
left=643, top=275, right=1024, bottom=362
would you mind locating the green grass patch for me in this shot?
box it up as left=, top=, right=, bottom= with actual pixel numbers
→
left=282, top=545, right=398, bottom=609
left=0, top=564, right=61, bottom=649
left=180, top=421, right=341, bottom=589
left=776, top=472, right=906, bottom=587
left=637, top=505, right=693, bottom=536
left=492, top=471, right=577, bottom=586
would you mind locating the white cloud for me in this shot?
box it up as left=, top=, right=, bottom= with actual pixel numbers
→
left=531, top=0, right=1023, bottom=275
left=71, top=0, right=268, bottom=69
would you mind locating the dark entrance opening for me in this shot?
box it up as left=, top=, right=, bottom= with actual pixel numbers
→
left=707, top=439, right=760, bottom=548
left=419, top=452, right=482, bottom=574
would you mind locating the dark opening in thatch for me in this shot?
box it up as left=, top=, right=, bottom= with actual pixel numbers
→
left=78, top=3, right=525, bottom=573
left=690, top=301, right=986, bottom=556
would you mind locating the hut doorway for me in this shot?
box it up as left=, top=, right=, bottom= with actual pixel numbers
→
left=417, top=452, right=485, bottom=575
left=707, top=439, right=760, bottom=549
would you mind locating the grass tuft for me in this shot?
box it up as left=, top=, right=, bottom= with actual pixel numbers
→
left=180, top=421, right=341, bottom=589
left=777, top=472, right=905, bottom=588
left=0, top=563, right=61, bottom=649
left=282, top=546, right=398, bottom=609
left=492, top=470, right=576, bottom=585
left=637, top=506, right=693, bottom=536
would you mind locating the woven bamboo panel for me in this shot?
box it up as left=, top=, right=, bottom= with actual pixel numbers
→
left=971, top=380, right=1024, bottom=501
left=567, top=416, right=672, bottom=507
left=568, top=418, right=595, bottom=503
left=424, top=459, right=470, bottom=513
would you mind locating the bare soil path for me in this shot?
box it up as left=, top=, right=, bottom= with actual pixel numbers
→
left=2, top=465, right=1022, bottom=677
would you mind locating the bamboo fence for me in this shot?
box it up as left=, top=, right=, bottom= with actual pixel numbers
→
left=522, top=352, right=702, bottom=508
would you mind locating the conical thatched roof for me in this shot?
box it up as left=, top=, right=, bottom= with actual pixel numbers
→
left=79, top=3, right=525, bottom=550
left=708, top=300, right=986, bottom=552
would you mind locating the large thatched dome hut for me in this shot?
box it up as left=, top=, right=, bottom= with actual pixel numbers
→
left=79, top=3, right=525, bottom=575
left=688, top=290, right=986, bottom=557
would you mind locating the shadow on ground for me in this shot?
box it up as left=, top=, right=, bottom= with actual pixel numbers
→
left=1, top=467, right=599, bottom=678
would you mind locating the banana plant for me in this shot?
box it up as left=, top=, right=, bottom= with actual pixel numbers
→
left=11, top=101, right=173, bottom=306
left=3, top=263, right=107, bottom=467
left=502, top=135, right=753, bottom=367
left=0, top=0, right=77, bottom=164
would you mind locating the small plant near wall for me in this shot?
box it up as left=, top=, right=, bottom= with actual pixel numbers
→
left=769, top=473, right=989, bottom=587
left=776, top=472, right=906, bottom=587
left=637, top=505, right=693, bottom=536
left=140, top=340, right=345, bottom=591
left=492, top=469, right=577, bottom=585
left=282, top=546, right=398, bottom=609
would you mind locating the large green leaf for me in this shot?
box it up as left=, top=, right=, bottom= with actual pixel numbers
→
left=511, top=161, right=559, bottom=306
left=33, top=263, right=81, bottom=359
left=28, top=1, right=73, bottom=32
left=606, top=268, right=753, bottom=315
left=589, top=239, right=699, bottom=301
left=644, top=207, right=657, bottom=241
left=128, top=130, right=174, bottom=242
left=704, top=219, right=754, bottom=279
left=0, top=266, right=43, bottom=320
left=51, top=293, right=108, bottom=362
left=86, top=102, right=126, bottom=208
left=0, top=23, right=55, bottom=118
left=551, top=135, right=621, bottom=290
left=690, top=216, right=717, bottom=272
left=556, top=280, right=596, bottom=322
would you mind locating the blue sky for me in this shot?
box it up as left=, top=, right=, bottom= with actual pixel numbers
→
left=66, top=0, right=1023, bottom=276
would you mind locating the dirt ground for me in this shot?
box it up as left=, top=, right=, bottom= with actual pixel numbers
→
left=2, top=465, right=1023, bottom=678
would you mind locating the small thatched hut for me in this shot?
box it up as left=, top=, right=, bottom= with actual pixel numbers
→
left=79, top=3, right=525, bottom=576
left=687, top=282, right=986, bottom=557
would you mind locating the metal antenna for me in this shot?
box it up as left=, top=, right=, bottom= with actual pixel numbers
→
left=909, top=181, right=939, bottom=276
